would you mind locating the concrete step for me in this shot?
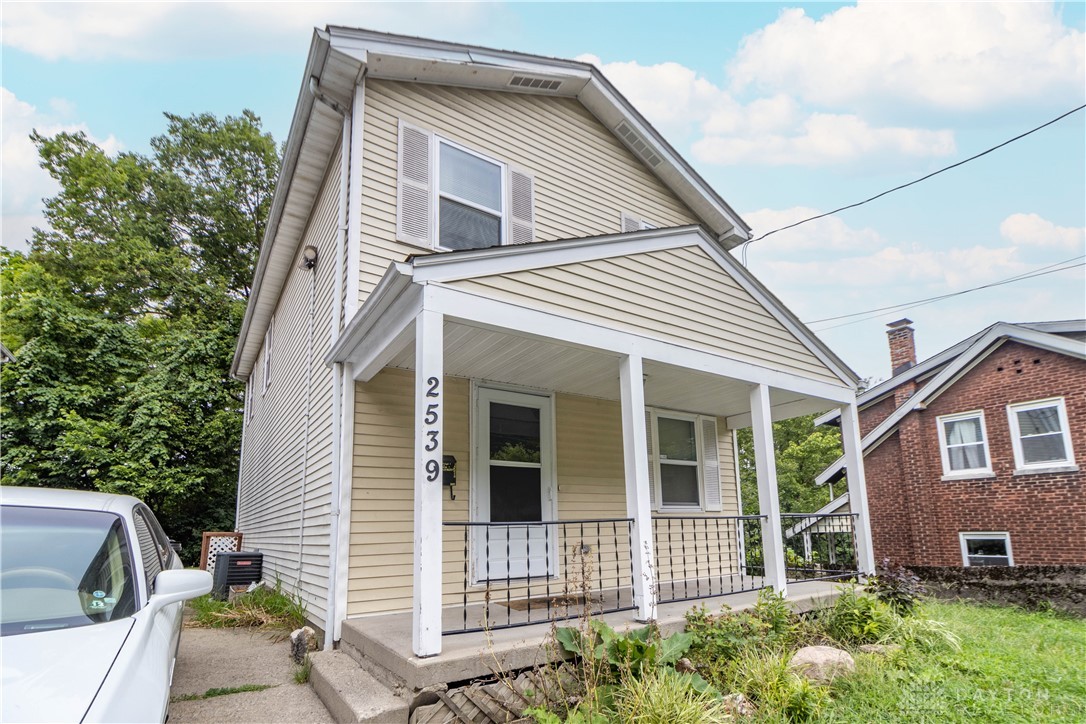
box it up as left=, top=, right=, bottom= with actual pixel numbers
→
left=310, top=650, right=410, bottom=724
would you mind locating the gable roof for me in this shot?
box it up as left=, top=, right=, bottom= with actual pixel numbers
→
left=232, top=27, right=754, bottom=379
left=327, top=225, right=859, bottom=388
left=815, top=320, right=1086, bottom=484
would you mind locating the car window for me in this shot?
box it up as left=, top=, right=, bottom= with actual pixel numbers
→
left=132, top=510, right=163, bottom=592
left=137, top=505, right=175, bottom=569
left=0, top=506, right=138, bottom=636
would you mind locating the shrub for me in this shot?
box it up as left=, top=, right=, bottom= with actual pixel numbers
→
left=685, top=604, right=772, bottom=662
left=865, top=559, right=926, bottom=616
left=818, top=587, right=898, bottom=645
left=729, top=648, right=829, bottom=722
left=612, top=667, right=732, bottom=724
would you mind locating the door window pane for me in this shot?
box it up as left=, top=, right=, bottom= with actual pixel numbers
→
left=490, top=466, right=543, bottom=522
left=490, top=402, right=541, bottom=462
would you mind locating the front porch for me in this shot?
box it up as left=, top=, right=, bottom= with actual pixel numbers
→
left=340, top=578, right=847, bottom=695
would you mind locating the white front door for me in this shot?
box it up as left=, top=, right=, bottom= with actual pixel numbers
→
left=473, top=387, right=556, bottom=581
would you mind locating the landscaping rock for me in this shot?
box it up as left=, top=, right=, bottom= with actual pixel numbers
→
left=788, top=646, right=855, bottom=684
left=721, top=693, right=755, bottom=717
left=289, top=626, right=318, bottom=664
left=858, top=643, right=902, bottom=656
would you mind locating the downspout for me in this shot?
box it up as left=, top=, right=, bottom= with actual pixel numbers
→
left=234, top=381, right=250, bottom=534
left=324, top=90, right=353, bottom=651
left=297, top=255, right=318, bottom=589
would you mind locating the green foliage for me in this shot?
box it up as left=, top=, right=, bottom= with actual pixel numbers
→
left=685, top=589, right=797, bottom=664
left=1, top=112, right=279, bottom=561
left=612, top=667, right=733, bottom=724
left=188, top=580, right=306, bottom=630
left=525, top=706, right=609, bottom=724
left=171, top=684, right=275, bottom=702
left=736, top=414, right=843, bottom=514
left=865, top=558, right=927, bottom=616
left=729, top=648, right=830, bottom=722
left=294, top=655, right=313, bottom=684
left=818, top=588, right=898, bottom=645
left=554, top=619, right=696, bottom=677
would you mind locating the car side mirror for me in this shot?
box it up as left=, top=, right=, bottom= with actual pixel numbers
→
left=148, top=569, right=212, bottom=612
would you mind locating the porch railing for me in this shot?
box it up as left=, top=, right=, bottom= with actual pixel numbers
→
left=780, top=512, right=859, bottom=582
left=652, top=515, right=767, bottom=604
left=442, top=519, right=636, bottom=634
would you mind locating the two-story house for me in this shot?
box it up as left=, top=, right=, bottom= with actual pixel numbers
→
left=231, top=27, right=874, bottom=671
left=816, top=319, right=1085, bottom=569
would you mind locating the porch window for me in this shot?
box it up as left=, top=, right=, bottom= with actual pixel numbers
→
left=936, top=411, right=991, bottom=477
left=1007, top=398, right=1075, bottom=472
left=653, top=412, right=703, bottom=509
left=959, top=532, right=1013, bottom=566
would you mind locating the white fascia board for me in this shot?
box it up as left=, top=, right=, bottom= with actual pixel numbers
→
left=701, top=241, right=859, bottom=387
left=410, top=226, right=704, bottom=282
left=345, top=285, right=424, bottom=381
left=1018, top=319, right=1086, bottom=335
left=725, top=397, right=840, bottom=430
left=326, top=263, right=413, bottom=365
left=783, top=493, right=850, bottom=538
left=232, top=29, right=334, bottom=380
left=429, top=284, right=855, bottom=403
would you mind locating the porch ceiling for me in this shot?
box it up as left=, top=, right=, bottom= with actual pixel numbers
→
left=383, top=319, right=836, bottom=422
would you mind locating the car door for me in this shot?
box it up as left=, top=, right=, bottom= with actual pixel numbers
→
left=132, top=507, right=184, bottom=684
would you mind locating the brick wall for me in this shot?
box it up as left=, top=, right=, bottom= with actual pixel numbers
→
left=863, top=341, right=1086, bottom=567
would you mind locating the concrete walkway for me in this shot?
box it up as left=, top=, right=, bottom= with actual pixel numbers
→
left=169, top=626, right=332, bottom=723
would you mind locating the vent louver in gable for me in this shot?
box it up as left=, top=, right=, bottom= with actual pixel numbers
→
left=614, top=120, right=662, bottom=167
left=508, top=75, right=563, bottom=92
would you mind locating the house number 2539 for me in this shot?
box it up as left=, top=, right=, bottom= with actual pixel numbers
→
left=424, top=376, right=441, bottom=481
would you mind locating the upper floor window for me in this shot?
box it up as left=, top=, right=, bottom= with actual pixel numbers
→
left=397, top=120, right=534, bottom=251
left=1007, top=398, right=1075, bottom=471
left=261, top=317, right=273, bottom=395
left=936, top=411, right=991, bottom=477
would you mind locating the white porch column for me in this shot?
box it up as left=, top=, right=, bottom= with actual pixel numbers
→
left=619, top=354, right=656, bottom=621
left=412, top=308, right=444, bottom=657
left=750, top=384, right=787, bottom=595
left=840, top=402, right=875, bottom=575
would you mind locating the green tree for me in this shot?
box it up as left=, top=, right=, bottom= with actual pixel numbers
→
left=1, top=113, right=279, bottom=562
left=736, top=414, right=843, bottom=515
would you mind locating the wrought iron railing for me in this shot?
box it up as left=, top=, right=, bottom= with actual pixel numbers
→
left=780, top=512, right=859, bottom=582
left=652, top=515, right=767, bottom=604
left=442, top=518, right=636, bottom=634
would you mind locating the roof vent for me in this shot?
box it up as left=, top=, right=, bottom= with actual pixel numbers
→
left=614, top=120, right=662, bottom=167
left=508, top=75, right=563, bottom=92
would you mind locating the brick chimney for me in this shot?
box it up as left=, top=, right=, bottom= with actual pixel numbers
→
left=887, top=318, right=917, bottom=376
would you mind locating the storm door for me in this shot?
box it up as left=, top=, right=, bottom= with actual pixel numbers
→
left=473, top=387, right=556, bottom=581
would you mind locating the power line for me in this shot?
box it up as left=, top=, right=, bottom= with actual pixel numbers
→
left=807, top=255, right=1085, bottom=331
left=740, top=103, right=1086, bottom=265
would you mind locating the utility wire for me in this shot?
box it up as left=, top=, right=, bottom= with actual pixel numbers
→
left=807, top=256, right=1085, bottom=331
left=740, top=103, right=1086, bottom=265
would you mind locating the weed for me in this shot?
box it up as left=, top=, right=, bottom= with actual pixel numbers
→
left=170, top=684, right=275, bottom=702
left=612, top=666, right=733, bottom=724
left=864, top=558, right=926, bottom=616
left=728, top=648, right=829, bottom=722
left=294, top=654, right=313, bottom=684
left=188, top=579, right=307, bottom=630
left=817, top=587, right=897, bottom=646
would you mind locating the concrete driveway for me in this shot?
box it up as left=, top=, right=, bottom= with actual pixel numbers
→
left=169, top=626, right=332, bottom=723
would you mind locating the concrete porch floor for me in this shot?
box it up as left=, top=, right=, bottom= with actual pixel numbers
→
left=339, top=578, right=847, bottom=694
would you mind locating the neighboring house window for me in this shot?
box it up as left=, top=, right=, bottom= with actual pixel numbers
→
left=245, top=380, right=254, bottom=422
left=397, top=121, right=534, bottom=250
left=936, top=411, right=991, bottom=476
left=1007, top=398, right=1075, bottom=471
left=620, top=211, right=656, bottom=233
left=959, top=532, right=1013, bottom=566
left=648, top=410, right=722, bottom=512
left=261, top=318, right=273, bottom=395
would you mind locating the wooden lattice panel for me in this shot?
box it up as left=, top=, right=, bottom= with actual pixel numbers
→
left=200, top=532, right=244, bottom=574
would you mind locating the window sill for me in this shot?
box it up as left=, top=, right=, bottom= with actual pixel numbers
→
left=1013, top=464, right=1079, bottom=476
left=654, top=508, right=706, bottom=515
left=941, top=471, right=995, bottom=482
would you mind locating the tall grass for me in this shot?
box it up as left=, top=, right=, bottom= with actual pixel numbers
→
left=188, top=580, right=307, bottom=630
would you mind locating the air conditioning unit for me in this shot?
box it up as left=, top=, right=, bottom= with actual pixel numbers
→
left=211, top=551, right=264, bottom=600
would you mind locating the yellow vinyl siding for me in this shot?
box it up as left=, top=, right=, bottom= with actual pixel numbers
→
left=448, top=244, right=840, bottom=384
left=346, top=370, right=741, bottom=617
left=236, top=145, right=342, bottom=629
left=357, top=79, right=701, bottom=305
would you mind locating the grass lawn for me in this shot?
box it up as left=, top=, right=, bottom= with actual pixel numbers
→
left=817, top=600, right=1086, bottom=723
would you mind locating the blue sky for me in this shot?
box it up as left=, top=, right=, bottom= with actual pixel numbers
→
left=3, top=1, right=1084, bottom=383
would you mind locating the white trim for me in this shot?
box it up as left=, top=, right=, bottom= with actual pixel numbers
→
left=1007, top=397, right=1076, bottom=471
left=619, top=354, right=657, bottom=621
left=959, top=531, right=1014, bottom=567
left=750, top=383, right=787, bottom=594
left=346, top=80, right=365, bottom=319
left=936, top=410, right=993, bottom=477
left=840, top=403, right=874, bottom=575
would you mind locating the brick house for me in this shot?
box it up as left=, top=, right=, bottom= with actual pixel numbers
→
left=816, top=319, right=1085, bottom=567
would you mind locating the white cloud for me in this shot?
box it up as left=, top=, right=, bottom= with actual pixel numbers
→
left=1000, top=213, right=1085, bottom=252
left=581, top=55, right=956, bottom=166
left=1, top=88, right=122, bottom=251
left=730, top=2, right=1085, bottom=112
left=742, top=207, right=885, bottom=253
left=1, top=1, right=500, bottom=61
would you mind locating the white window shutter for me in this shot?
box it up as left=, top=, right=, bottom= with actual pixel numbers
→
left=620, top=211, right=641, bottom=234
left=645, top=409, right=657, bottom=511
left=508, top=165, right=534, bottom=245
left=701, top=416, right=722, bottom=512
left=396, top=120, right=433, bottom=248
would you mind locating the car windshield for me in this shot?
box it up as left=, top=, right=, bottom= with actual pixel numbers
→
left=1, top=505, right=137, bottom=636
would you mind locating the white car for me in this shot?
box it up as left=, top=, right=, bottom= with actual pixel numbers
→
left=0, top=487, right=213, bottom=723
